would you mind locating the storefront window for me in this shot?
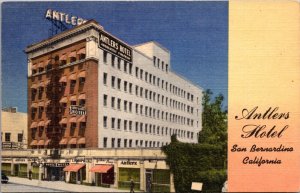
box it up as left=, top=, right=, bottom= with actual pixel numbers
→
left=152, top=169, right=170, bottom=192
left=1, top=163, right=11, bottom=176
left=118, top=168, right=140, bottom=190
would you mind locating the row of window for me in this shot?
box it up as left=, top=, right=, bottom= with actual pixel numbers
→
left=32, top=51, right=86, bottom=75
left=103, top=137, right=168, bottom=148
left=103, top=73, right=197, bottom=115
left=104, top=95, right=197, bottom=127
left=103, top=116, right=195, bottom=139
left=153, top=56, right=169, bottom=73
left=1, top=132, right=23, bottom=143
left=103, top=51, right=196, bottom=103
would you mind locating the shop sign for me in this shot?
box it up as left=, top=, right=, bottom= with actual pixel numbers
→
left=13, top=158, right=27, bottom=163
left=2, top=158, right=12, bottom=162
left=45, top=9, right=87, bottom=26
left=120, top=160, right=138, bottom=165
left=69, top=105, right=86, bottom=115
left=96, top=159, right=114, bottom=164
left=99, top=31, right=132, bottom=62
left=44, top=163, right=70, bottom=167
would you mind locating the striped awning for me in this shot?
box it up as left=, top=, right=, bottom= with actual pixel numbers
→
left=63, top=164, right=85, bottom=172
left=37, top=140, right=45, bottom=146
left=78, top=94, right=86, bottom=100
left=89, top=165, right=113, bottom=173
left=70, top=95, right=77, bottom=101
left=69, top=117, right=77, bottom=123
left=38, top=101, right=44, bottom=107
left=77, top=116, right=86, bottom=123
left=38, top=121, right=45, bottom=127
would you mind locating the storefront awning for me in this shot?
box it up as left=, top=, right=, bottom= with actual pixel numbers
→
left=59, top=138, right=68, bottom=145
left=77, top=48, right=86, bottom=55
left=30, top=140, right=37, bottom=146
left=77, top=138, right=85, bottom=144
left=78, top=93, right=86, bottom=100
left=69, top=74, right=76, bottom=80
left=59, top=55, right=67, bottom=61
left=69, top=117, right=77, bottom=123
left=68, top=138, right=77, bottom=145
left=59, top=117, right=67, bottom=125
left=59, top=97, right=67, bottom=103
left=90, top=165, right=113, bottom=173
left=38, top=121, right=45, bottom=127
left=78, top=71, right=86, bottom=78
left=45, top=120, right=51, bottom=126
left=69, top=51, right=76, bottom=58
left=45, top=139, right=51, bottom=146
left=77, top=116, right=86, bottom=123
left=59, top=76, right=67, bottom=83
left=30, top=122, right=38, bottom=128
left=37, top=140, right=45, bottom=146
left=63, top=164, right=85, bottom=172
left=70, top=95, right=77, bottom=101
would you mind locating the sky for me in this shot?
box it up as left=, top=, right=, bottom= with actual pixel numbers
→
left=1, top=2, right=228, bottom=113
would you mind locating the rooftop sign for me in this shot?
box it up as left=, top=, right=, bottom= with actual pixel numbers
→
left=45, top=9, right=87, bottom=26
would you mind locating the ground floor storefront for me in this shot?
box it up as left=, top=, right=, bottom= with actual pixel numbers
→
left=1, top=149, right=174, bottom=192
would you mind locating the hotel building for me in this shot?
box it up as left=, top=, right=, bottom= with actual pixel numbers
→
left=26, top=20, right=203, bottom=150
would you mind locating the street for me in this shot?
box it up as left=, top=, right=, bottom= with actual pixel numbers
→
left=1, top=182, right=62, bottom=192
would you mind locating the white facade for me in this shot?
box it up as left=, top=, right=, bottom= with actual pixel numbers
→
left=97, top=40, right=202, bottom=148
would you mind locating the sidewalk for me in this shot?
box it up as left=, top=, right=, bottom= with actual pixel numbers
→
left=8, top=176, right=126, bottom=192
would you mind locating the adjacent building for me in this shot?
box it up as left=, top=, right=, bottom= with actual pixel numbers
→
left=1, top=107, right=27, bottom=149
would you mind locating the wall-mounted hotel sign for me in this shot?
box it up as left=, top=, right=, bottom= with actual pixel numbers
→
left=45, top=9, right=87, bottom=26
left=99, top=31, right=132, bottom=62
left=69, top=105, right=86, bottom=115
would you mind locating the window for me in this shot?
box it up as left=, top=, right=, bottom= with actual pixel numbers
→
left=129, top=139, right=132, bottom=147
left=135, top=86, right=139, bottom=96
left=111, top=55, right=115, bottom=67
left=145, top=106, right=148, bottom=116
left=129, top=102, right=132, bottom=112
left=79, top=77, right=85, bottom=85
left=145, top=72, right=148, bottom=82
left=136, top=104, right=139, bottom=114
left=140, top=140, right=143, bottom=147
left=117, top=98, right=121, bottom=110
left=117, top=119, right=121, bottom=129
left=124, top=61, right=127, bottom=72
left=124, top=81, right=128, bottom=92
left=129, top=121, right=132, bottom=131
left=136, top=140, right=139, bottom=147
left=153, top=76, right=156, bottom=85
left=135, top=122, right=139, bottom=132
left=145, top=90, right=148, bottom=99
left=124, top=139, right=128, bottom=148
left=140, top=105, right=143, bottom=115
left=153, top=56, right=156, bottom=66
left=162, top=61, right=164, bottom=71
left=111, top=76, right=115, bottom=88
left=111, top=138, right=115, bottom=148
left=111, top=118, right=115, bottom=129
left=124, top=101, right=128, bottom=111
left=166, top=64, right=169, bottom=72
left=103, top=51, right=107, bottom=63
left=117, top=78, right=121, bottom=90
left=157, top=58, right=160, bottom=68
left=103, top=137, right=107, bottom=148
left=157, top=78, right=160, bottom=87
left=129, top=83, right=133, bottom=94
left=129, top=63, right=133, bottom=74
left=140, top=69, right=143, bottom=79
left=103, top=73, right=107, bottom=85
left=118, top=58, right=121, bottom=69
left=79, top=99, right=85, bottom=107
left=140, top=123, right=143, bottom=133
left=18, top=133, right=23, bottom=142
left=104, top=95, right=108, bottom=106
left=135, top=67, right=139, bottom=77
left=118, top=138, right=121, bottom=148
left=124, top=120, right=128, bottom=130
left=111, top=97, right=115, bottom=108
left=149, top=74, right=152, bottom=84
left=140, top=87, right=143, bottom=97
left=103, top=116, right=107, bottom=128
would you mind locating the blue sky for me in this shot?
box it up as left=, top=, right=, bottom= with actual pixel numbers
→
left=2, top=2, right=228, bottom=112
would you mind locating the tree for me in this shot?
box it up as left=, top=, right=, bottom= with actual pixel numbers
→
left=162, top=89, right=227, bottom=193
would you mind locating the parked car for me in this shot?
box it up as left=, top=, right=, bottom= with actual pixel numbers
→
left=1, top=173, right=9, bottom=183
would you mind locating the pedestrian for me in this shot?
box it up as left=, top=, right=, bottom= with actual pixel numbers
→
left=28, top=169, right=32, bottom=180
left=130, top=178, right=135, bottom=193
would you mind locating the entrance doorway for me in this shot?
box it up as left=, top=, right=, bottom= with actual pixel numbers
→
left=46, top=167, right=65, bottom=181
left=145, top=169, right=153, bottom=193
